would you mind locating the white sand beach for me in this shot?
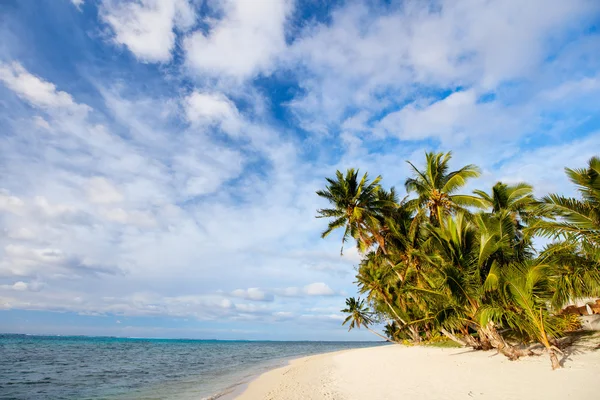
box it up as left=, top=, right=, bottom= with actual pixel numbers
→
left=235, top=344, right=600, bottom=400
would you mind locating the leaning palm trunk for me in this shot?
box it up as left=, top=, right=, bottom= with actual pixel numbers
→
left=460, top=326, right=489, bottom=350
left=367, top=327, right=397, bottom=343
left=440, top=328, right=467, bottom=347
left=445, top=326, right=491, bottom=350
left=408, top=326, right=421, bottom=343
left=380, top=294, right=408, bottom=326
left=479, top=322, right=530, bottom=360
left=537, top=309, right=562, bottom=369
left=546, top=346, right=561, bottom=370
left=474, top=327, right=493, bottom=350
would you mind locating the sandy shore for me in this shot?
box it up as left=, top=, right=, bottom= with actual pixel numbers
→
left=235, top=343, right=600, bottom=400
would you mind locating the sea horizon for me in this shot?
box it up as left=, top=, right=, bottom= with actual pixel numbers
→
left=0, top=332, right=383, bottom=342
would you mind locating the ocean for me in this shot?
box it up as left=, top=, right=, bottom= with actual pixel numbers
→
left=0, top=334, right=385, bottom=400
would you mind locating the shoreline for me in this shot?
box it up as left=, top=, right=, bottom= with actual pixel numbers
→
left=216, top=348, right=369, bottom=400
left=233, top=344, right=600, bottom=400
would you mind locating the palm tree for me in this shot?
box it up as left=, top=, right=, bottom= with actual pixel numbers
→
left=319, top=152, right=600, bottom=371
left=538, top=240, right=600, bottom=310
left=425, top=213, right=531, bottom=356
left=472, top=183, right=538, bottom=264
left=316, top=169, right=387, bottom=254
left=383, top=322, right=406, bottom=342
left=341, top=297, right=392, bottom=342
left=424, top=214, right=485, bottom=344
left=533, top=157, right=600, bottom=308
left=473, top=182, right=535, bottom=214
left=472, top=182, right=538, bottom=230
left=482, top=263, right=565, bottom=369
left=536, top=156, right=600, bottom=245
left=405, top=151, right=480, bottom=224
left=356, top=258, right=408, bottom=327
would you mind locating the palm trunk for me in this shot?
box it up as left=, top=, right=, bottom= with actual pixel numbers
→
left=441, top=328, right=467, bottom=347
left=538, top=308, right=562, bottom=370
left=548, top=347, right=561, bottom=370
left=380, top=292, right=408, bottom=326
left=366, top=327, right=396, bottom=343
left=480, top=322, right=529, bottom=360
left=461, top=327, right=485, bottom=350
left=409, top=326, right=421, bottom=343
left=474, top=327, right=493, bottom=350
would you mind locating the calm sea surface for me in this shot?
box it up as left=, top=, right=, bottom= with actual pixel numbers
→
left=0, top=334, right=385, bottom=400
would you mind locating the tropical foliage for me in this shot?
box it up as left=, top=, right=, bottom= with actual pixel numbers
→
left=317, top=152, right=600, bottom=370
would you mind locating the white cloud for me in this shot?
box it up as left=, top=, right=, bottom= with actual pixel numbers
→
left=375, top=90, right=528, bottom=146
left=303, top=282, right=335, bottom=296
left=184, top=91, right=242, bottom=135
left=0, top=62, right=90, bottom=115
left=184, top=0, right=292, bottom=79
left=276, top=287, right=301, bottom=297
left=1, top=280, right=45, bottom=292
left=286, top=0, right=593, bottom=130
left=539, top=76, right=600, bottom=102
left=33, top=116, right=51, bottom=130
left=12, top=281, right=28, bottom=291
left=231, top=288, right=274, bottom=302
left=101, top=208, right=156, bottom=228
left=276, top=282, right=338, bottom=297
left=0, top=192, right=25, bottom=214
left=173, top=146, right=244, bottom=197
left=101, top=0, right=196, bottom=62
left=379, top=90, right=478, bottom=141
left=34, top=196, right=79, bottom=219
left=71, top=0, right=84, bottom=9
left=4, top=227, right=37, bottom=240
left=86, top=177, right=124, bottom=204
left=497, top=133, right=600, bottom=196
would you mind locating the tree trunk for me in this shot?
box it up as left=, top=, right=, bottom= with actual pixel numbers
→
left=409, top=326, right=421, bottom=343
left=480, top=323, right=528, bottom=360
left=457, top=326, right=487, bottom=350
left=549, top=348, right=561, bottom=370
left=474, top=327, right=493, bottom=350
left=381, top=295, right=408, bottom=326
left=463, top=332, right=484, bottom=350
left=440, top=328, right=467, bottom=347
left=538, top=308, right=562, bottom=370
left=366, top=327, right=396, bottom=343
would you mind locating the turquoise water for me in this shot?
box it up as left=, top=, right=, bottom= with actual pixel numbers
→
left=0, top=334, right=385, bottom=399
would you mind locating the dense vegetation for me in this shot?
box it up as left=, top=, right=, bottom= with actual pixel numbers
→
left=317, top=152, right=600, bottom=369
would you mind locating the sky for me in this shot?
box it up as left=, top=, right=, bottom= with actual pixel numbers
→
left=0, top=0, right=599, bottom=341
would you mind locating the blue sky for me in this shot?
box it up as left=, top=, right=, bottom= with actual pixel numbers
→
left=0, top=0, right=599, bottom=341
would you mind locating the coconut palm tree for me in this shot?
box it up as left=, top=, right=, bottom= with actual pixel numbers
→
left=538, top=241, right=600, bottom=310
left=356, top=258, right=408, bottom=327
left=536, top=156, right=600, bottom=244
left=423, top=214, right=486, bottom=342
left=316, top=169, right=387, bottom=254
left=472, top=182, right=536, bottom=216
left=320, top=152, right=600, bottom=371
left=481, top=263, right=565, bottom=369
left=469, top=183, right=539, bottom=266
left=534, top=157, right=600, bottom=308
left=341, top=297, right=392, bottom=342
left=405, top=151, right=480, bottom=225
left=425, top=212, right=533, bottom=356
